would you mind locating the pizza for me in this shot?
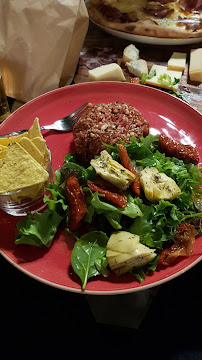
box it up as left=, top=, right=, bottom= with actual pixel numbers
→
left=86, top=0, right=202, bottom=39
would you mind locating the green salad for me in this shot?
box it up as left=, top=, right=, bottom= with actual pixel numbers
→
left=15, top=135, right=202, bottom=290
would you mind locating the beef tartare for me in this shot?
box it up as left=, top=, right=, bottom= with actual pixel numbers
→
left=73, top=102, right=149, bottom=162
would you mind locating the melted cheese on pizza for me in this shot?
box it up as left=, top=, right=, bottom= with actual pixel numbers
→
left=102, top=0, right=202, bottom=31
left=104, top=0, right=146, bottom=15
left=103, top=0, right=147, bottom=19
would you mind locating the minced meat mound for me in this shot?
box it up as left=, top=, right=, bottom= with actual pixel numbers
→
left=73, top=102, right=149, bottom=162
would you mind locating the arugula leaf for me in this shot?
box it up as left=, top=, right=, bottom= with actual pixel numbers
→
left=45, top=182, right=68, bottom=213
left=83, top=187, right=95, bottom=223
left=15, top=209, right=63, bottom=247
left=85, top=165, right=97, bottom=181
left=104, top=212, right=122, bottom=230
left=105, top=134, right=158, bottom=164
left=71, top=231, right=109, bottom=290
left=129, top=203, right=155, bottom=247
left=130, top=199, right=183, bottom=249
left=55, top=152, right=90, bottom=184
left=91, top=192, right=143, bottom=230
left=154, top=151, right=202, bottom=211
left=95, top=257, right=109, bottom=277
left=92, top=192, right=118, bottom=213
left=120, top=194, right=143, bottom=218
left=60, top=162, right=88, bottom=181
left=124, top=137, right=157, bottom=167
left=140, top=134, right=159, bottom=152
left=64, top=152, right=80, bottom=164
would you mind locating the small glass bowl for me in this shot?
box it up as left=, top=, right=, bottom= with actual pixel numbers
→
left=0, top=151, right=54, bottom=216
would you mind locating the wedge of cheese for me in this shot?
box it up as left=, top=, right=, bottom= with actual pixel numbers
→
left=167, top=52, right=186, bottom=72
left=126, top=59, right=148, bottom=77
left=122, top=44, right=139, bottom=64
left=145, top=64, right=182, bottom=90
left=189, top=48, right=202, bottom=83
left=88, top=63, right=126, bottom=82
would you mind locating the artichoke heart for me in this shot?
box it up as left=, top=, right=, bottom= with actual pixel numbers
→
left=90, top=150, right=135, bottom=190
left=140, top=167, right=181, bottom=202
left=106, top=231, right=156, bottom=276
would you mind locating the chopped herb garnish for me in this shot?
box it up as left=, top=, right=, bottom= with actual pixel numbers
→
left=141, top=73, right=147, bottom=84
left=147, top=69, right=156, bottom=79
left=141, top=69, right=156, bottom=84
left=172, top=77, right=180, bottom=86
left=158, top=73, right=172, bottom=86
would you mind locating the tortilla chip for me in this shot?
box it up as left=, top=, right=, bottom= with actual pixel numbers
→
left=31, top=137, right=47, bottom=156
left=0, top=148, right=7, bottom=159
left=18, top=137, right=44, bottom=164
left=41, top=146, right=50, bottom=169
left=0, top=144, right=7, bottom=155
left=0, top=144, right=7, bottom=149
left=28, top=117, right=43, bottom=139
left=0, top=143, right=49, bottom=194
left=11, top=183, right=45, bottom=202
left=0, top=132, right=29, bottom=146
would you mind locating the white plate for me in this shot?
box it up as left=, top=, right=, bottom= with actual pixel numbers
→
left=93, top=21, right=202, bottom=46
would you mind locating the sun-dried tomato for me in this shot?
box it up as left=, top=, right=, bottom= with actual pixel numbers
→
left=87, top=179, right=127, bottom=208
left=159, top=222, right=197, bottom=266
left=158, top=134, right=199, bottom=164
left=66, top=176, right=87, bottom=231
left=117, top=144, right=141, bottom=196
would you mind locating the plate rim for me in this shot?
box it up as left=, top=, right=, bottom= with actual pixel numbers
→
left=1, top=82, right=201, bottom=133
left=1, top=248, right=201, bottom=295
left=90, top=19, right=202, bottom=45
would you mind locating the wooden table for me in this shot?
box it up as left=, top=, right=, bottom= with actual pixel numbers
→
left=75, top=22, right=202, bottom=114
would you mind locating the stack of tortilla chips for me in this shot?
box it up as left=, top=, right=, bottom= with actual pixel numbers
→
left=0, top=118, right=51, bottom=201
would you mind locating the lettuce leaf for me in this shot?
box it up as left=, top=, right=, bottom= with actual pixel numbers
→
left=104, top=212, right=122, bottom=230
left=129, top=199, right=184, bottom=249
left=44, top=182, right=68, bottom=213
left=90, top=192, right=143, bottom=229
left=105, top=135, right=158, bottom=167
left=132, top=254, right=160, bottom=283
left=15, top=209, right=63, bottom=247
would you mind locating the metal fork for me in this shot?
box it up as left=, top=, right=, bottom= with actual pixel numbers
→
left=0, top=102, right=89, bottom=138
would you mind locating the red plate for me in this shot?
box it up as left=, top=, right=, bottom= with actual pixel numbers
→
left=0, top=82, right=202, bottom=294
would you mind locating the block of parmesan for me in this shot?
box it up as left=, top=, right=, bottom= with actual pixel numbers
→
left=189, top=48, right=202, bottom=83
left=145, top=64, right=182, bottom=90
left=167, top=52, right=186, bottom=72
left=88, top=63, right=126, bottom=82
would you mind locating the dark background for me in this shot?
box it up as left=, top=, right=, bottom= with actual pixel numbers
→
left=1, top=255, right=202, bottom=360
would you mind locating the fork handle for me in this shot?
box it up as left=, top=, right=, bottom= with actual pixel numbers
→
left=0, top=126, right=49, bottom=138
left=0, top=129, right=29, bottom=138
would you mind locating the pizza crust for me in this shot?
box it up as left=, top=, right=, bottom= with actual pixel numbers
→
left=87, top=2, right=202, bottom=39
